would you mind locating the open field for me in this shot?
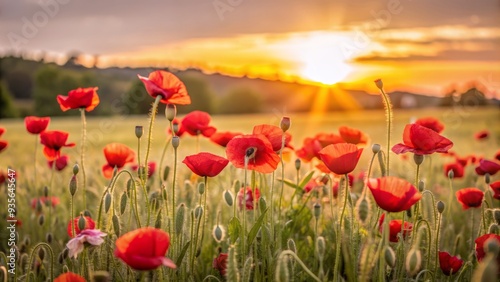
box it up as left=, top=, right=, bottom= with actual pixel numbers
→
left=0, top=106, right=499, bottom=281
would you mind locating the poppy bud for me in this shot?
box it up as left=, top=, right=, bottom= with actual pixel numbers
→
left=287, top=239, right=296, bottom=253
left=233, top=180, right=241, bottom=194
left=163, top=166, right=170, bottom=182
left=155, top=211, right=162, bottom=229
left=36, top=199, right=43, bottom=214
left=175, top=204, right=186, bottom=234
left=165, top=104, right=177, bottom=121
left=374, top=78, right=384, bottom=90
left=38, top=215, right=45, bottom=226
left=372, top=144, right=381, bottom=154
left=198, top=182, right=205, bottom=195
left=194, top=205, right=203, bottom=220
left=62, top=248, right=69, bottom=260
left=104, top=192, right=112, bottom=213
left=58, top=252, right=64, bottom=265
left=46, top=233, right=53, bottom=244
left=69, top=175, right=77, bottom=196
left=112, top=214, right=120, bottom=237
left=259, top=197, right=267, bottom=214
left=127, top=179, right=135, bottom=194
left=413, top=154, right=424, bottom=165
left=213, top=225, right=225, bottom=243
left=384, top=245, right=396, bottom=268
left=91, top=271, right=110, bottom=282
left=84, top=210, right=92, bottom=217
left=405, top=248, right=422, bottom=276
left=38, top=248, right=45, bottom=261
left=120, top=192, right=128, bottom=215
left=294, top=158, right=301, bottom=171
left=356, top=196, right=370, bottom=223
left=437, top=201, right=445, bottom=214
left=78, top=214, right=86, bottom=231
left=73, top=163, right=79, bottom=175
left=280, top=116, right=291, bottom=132
left=314, top=202, right=321, bottom=220
left=224, top=190, right=234, bottom=207
left=43, top=186, right=49, bottom=198
left=172, top=136, right=180, bottom=149
left=494, top=210, right=500, bottom=225
left=23, top=237, right=30, bottom=247
left=447, top=169, right=454, bottom=179
left=315, top=236, right=326, bottom=261
left=276, top=255, right=290, bottom=282
left=488, top=224, right=499, bottom=234
left=485, top=173, right=491, bottom=185
left=418, top=180, right=425, bottom=192
left=135, top=126, right=143, bottom=139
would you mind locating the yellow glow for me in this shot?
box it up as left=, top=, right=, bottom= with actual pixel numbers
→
left=299, top=50, right=354, bottom=85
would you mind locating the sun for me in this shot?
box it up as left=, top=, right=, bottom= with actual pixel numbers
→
left=299, top=47, right=353, bottom=86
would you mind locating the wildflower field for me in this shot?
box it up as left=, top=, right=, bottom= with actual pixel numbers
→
left=0, top=72, right=500, bottom=282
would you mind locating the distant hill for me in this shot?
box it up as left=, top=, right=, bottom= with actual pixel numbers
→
left=0, top=55, right=498, bottom=117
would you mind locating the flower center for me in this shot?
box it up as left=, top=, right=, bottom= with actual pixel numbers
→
left=245, top=147, right=257, bottom=160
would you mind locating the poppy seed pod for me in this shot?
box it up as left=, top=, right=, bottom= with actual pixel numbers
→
left=165, top=104, right=177, bottom=121
left=224, top=190, right=234, bottom=207
left=374, top=79, right=383, bottom=90
left=69, top=175, right=78, bottom=196
left=413, top=154, right=424, bottom=165
left=172, top=136, right=180, bottom=149
left=313, top=202, right=321, bottom=220
left=372, top=144, right=381, bottom=154
left=295, top=158, right=301, bottom=171
left=448, top=169, right=454, bottom=179
left=437, top=201, right=445, bottom=214
left=485, top=173, right=491, bottom=185
left=135, top=126, right=143, bottom=139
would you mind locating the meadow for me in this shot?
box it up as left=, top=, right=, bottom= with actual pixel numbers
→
left=0, top=91, right=499, bottom=282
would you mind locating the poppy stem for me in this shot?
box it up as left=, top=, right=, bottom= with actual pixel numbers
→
left=333, top=174, right=350, bottom=281
left=144, top=95, right=162, bottom=185
left=158, top=135, right=172, bottom=185
left=270, top=171, right=275, bottom=241
left=171, top=139, right=179, bottom=253
left=434, top=211, right=442, bottom=278
left=378, top=86, right=393, bottom=176
left=278, top=131, right=286, bottom=231
left=79, top=109, right=88, bottom=210
left=33, top=135, right=38, bottom=188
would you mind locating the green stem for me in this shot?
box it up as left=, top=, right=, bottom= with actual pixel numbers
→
left=79, top=109, right=88, bottom=209
left=144, top=95, right=162, bottom=182
left=434, top=212, right=442, bottom=279
left=26, top=243, right=54, bottom=282
left=279, top=251, right=321, bottom=282
left=333, top=174, right=350, bottom=281
left=158, top=136, right=172, bottom=184
left=33, top=135, right=38, bottom=188
left=379, top=87, right=392, bottom=176
left=270, top=171, right=275, bottom=241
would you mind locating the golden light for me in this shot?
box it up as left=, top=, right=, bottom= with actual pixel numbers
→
left=299, top=49, right=354, bottom=85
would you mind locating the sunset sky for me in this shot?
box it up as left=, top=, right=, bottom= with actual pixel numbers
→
left=1, top=0, right=499, bottom=96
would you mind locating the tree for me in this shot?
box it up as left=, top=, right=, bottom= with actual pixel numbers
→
left=123, top=79, right=151, bottom=115
left=176, top=74, right=215, bottom=114
left=6, top=70, right=33, bottom=99
left=217, top=87, right=264, bottom=114
left=0, top=81, right=19, bottom=118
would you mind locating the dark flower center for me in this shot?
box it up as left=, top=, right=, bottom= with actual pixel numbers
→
left=245, top=147, right=257, bottom=159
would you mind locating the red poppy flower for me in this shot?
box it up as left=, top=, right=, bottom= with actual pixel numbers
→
left=378, top=213, right=413, bottom=242
left=210, top=131, right=242, bottom=147
left=438, top=251, right=463, bottom=276
left=304, top=175, right=329, bottom=193
left=474, top=130, right=490, bottom=140
left=456, top=188, right=483, bottom=210
left=392, top=123, right=453, bottom=155
left=31, top=196, right=60, bottom=209
left=315, top=132, right=345, bottom=148
left=318, top=143, right=363, bottom=175
left=114, top=227, right=176, bottom=270
left=368, top=176, right=422, bottom=213
left=444, top=162, right=464, bottom=178
left=57, top=87, right=100, bottom=112
left=54, top=272, right=86, bottom=282
left=491, top=181, right=500, bottom=200
left=226, top=134, right=280, bottom=174
left=252, top=124, right=292, bottom=152
left=138, top=70, right=191, bottom=105
left=0, top=127, right=4, bottom=137
left=0, top=140, right=7, bottom=153
left=296, top=137, right=322, bottom=162
left=40, top=130, right=75, bottom=160
left=47, top=155, right=69, bottom=171
left=180, top=111, right=216, bottom=137
left=495, top=150, right=500, bottom=162
left=131, top=161, right=156, bottom=179
left=455, top=156, right=469, bottom=167
left=339, top=126, right=368, bottom=145
left=475, top=159, right=500, bottom=176
left=166, top=118, right=185, bottom=137
left=237, top=187, right=261, bottom=210
left=415, top=117, right=444, bottom=133
left=213, top=252, right=228, bottom=277
left=67, top=216, right=96, bottom=237
left=102, top=143, right=135, bottom=179
left=183, top=152, right=229, bottom=177
left=24, top=116, right=50, bottom=134
left=475, top=234, right=500, bottom=265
